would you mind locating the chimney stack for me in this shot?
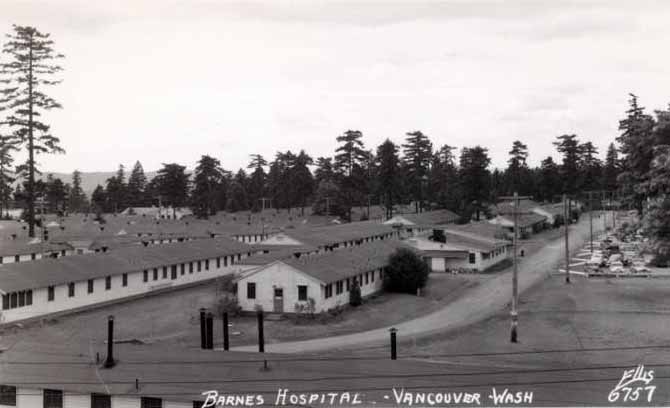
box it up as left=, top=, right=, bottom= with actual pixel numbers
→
left=104, top=315, right=116, bottom=368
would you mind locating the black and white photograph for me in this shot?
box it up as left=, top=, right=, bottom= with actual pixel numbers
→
left=0, top=1, right=669, bottom=407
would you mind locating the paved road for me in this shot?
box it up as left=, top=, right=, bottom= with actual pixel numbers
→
left=232, top=217, right=605, bottom=353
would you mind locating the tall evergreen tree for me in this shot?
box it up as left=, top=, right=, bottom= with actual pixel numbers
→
left=154, top=163, right=190, bottom=217
left=314, top=157, right=335, bottom=185
left=538, top=156, right=561, bottom=202
left=247, top=154, right=267, bottom=212
left=616, top=94, right=656, bottom=213
left=68, top=170, right=87, bottom=213
left=45, top=174, right=67, bottom=214
left=602, top=143, right=620, bottom=191
left=91, top=184, right=106, bottom=212
left=578, top=141, right=602, bottom=192
left=553, top=134, right=582, bottom=194
left=505, top=140, right=533, bottom=196
left=375, top=139, right=402, bottom=219
left=227, top=169, right=249, bottom=212
left=127, top=161, right=147, bottom=207
left=334, top=130, right=368, bottom=221
left=428, top=144, right=459, bottom=213
left=105, top=164, right=127, bottom=213
left=402, top=131, right=433, bottom=212
left=290, top=150, right=314, bottom=215
left=458, top=146, right=491, bottom=221
left=0, top=136, right=17, bottom=218
left=191, top=155, right=224, bottom=218
left=0, top=25, right=65, bottom=237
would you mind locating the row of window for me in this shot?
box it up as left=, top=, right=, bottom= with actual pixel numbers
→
left=0, top=385, right=203, bottom=408
left=246, top=283, right=309, bottom=301
left=0, top=250, right=67, bottom=264
left=324, top=269, right=384, bottom=299
left=21, top=253, right=249, bottom=305
left=1, top=290, right=33, bottom=310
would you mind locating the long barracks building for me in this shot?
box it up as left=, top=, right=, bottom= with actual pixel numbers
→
left=0, top=238, right=258, bottom=324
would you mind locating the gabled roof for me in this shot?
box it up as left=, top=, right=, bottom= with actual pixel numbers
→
left=0, top=239, right=73, bottom=257
left=494, top=213, right=548, bottom=228
left=243, top=240, right=408, bottom=285
left=384, top=209, right=459, bottom=226
left=269, top=221, right=396, bottom=247
left=0, top=238, right=251, bottom=293
left=494, top=199, right=541, bottom=215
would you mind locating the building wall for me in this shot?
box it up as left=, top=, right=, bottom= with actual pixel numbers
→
left=1, top=253, right=256, bottom=324
left=237, top=262, right=323, bottom=313
left=3, top=388, right=202, bottom=408
left=428, top=245, right=510, bottom=272
left=237, top=262, right=385, bottom=313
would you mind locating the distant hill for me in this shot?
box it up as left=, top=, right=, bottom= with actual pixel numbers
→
left=33, top=171, right=158, bottom=196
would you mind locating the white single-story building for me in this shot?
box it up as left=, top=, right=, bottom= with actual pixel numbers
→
left=488, top=213, right=548, bottom=239
left=383, top=209, right=460, bottom=236
left=0, top=240, right=74, bottom=265
left=404, top=228, right=511, bottom=273
left=235, top=240, right=406, bottom=313
left=256, top=221, right=400, bottom=253
left=120, top=206, right=193, bottom=220
left=0, top=238, right=258, bottom=324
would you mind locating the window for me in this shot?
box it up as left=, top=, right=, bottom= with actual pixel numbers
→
left=216, top=257, right=221, bottom=268
left=105, top=276, right=111, bottom=290
left=88, top=279, right=94, bottom=293
left=365, top=272, right=369, bottom=285
left=141, top=397, right=163, bottom=408
left=31, top=253, right=36, bottom=260
left=43, top=389, right=63, bottom=408
left=205, top=259, right=210, bottom=270
left=0, top=385, right=16, bottom=406
left=197, top=261, right=202, bottom=272
left=371, top=271, right=375, bottom=282
left=324, top=284, right=333, bottom=298
left=171, top=265, right=177, bottom=280
left=153, top=268, right=158, bottom=281
left=346, top=279, right=350, bottom=291
left=26, top=290, right=32, bottom=305
left=122, top=273, right=128, bottom=287
left=336, top=281, right=343, bottom=295
left=469, top=253, right=476, bottom=264
left=14, top=255, right=19, bottom=263
left=10, top=293, right=17, bottom=308
left=68, top=283, right=75, bottom=298
left=2, top=295, right=8, bottom=310
left=162, top=266, right=168, bottom=279
left=18, top=291, right=25, bottom=307
left=48, top=286, right=55, bottom=301
left=298, top=285, right=308, bottom=301
left=143, top=270, right=148, bottom=282
left=181, top=263, right=185, bottom=275
left=247, top=282, right=256, bottom=299
left=91, top=393, right=111, bottom=408
left=189, top=262, right=193, bottom=273
left=237, top=254, right=241, bottom=261
left=223, top=256, right=228, bottom=267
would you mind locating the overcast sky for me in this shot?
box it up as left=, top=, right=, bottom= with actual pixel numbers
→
left=2, top=0, right=670, bottom=174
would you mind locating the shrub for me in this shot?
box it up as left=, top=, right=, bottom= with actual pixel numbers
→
left=383, top=248, right=430, bottom=294
left=216, top=293, right=241, bottom=317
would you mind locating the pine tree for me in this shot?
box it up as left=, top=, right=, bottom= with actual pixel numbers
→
left=45, top=174, right=67, bottom=214
left=67, top=170, right=87, bottom=213
left=553, top=134, right=582, bottom=195
left=578, top=141, right=602, bottom=192
left=0, top=25, right=65, bottom=237
left=191, top=155, right=225, bottom=218
left=458, top=146, right=491, bottom=221
left=0, top=136, right=17, bottom=218
left=105, top=164, right=127, bottom=213
left=505, top=140, right=533, bottom=196
left=602, top=143, right=620, bottom=191
left=247, top=154, right=267, bottom=212
left=375, top=139, right=401, bottom=219
left=227, top=169, right=249, bottom=212
left=154, top=163, right=190, bottom=217
left=290, top=150, right=314, bottom=215
left=402, top=131, right=433, bottom=212
left=91, top=184, right=107, bottom=213
left=334, top=130, right=368, bottom=221
left=127, top=161, right=147, bottom=207
left=538, top=156, right=561, bottom=202
left=616, top=94, right=656, bottom=213
left=314, top=157, right=335, bottom=185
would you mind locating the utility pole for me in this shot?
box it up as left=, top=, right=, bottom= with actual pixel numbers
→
left=563, top=194, right=570, bottom=284
left=497, top=192, right=531, bottom=343
left=587, top=191, right=594, bottom=253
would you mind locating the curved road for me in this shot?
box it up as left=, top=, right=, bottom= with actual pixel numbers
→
left=232, top=216, right=605, bottom=353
